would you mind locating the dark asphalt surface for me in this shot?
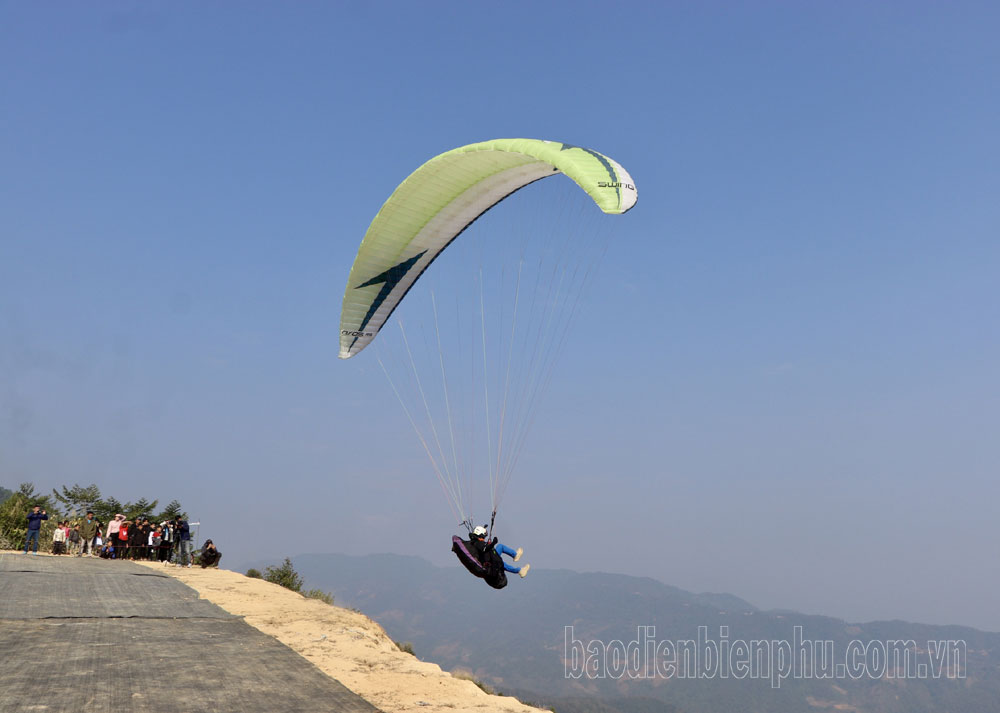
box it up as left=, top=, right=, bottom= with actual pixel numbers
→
left=0, top=553, right=381, bottom=713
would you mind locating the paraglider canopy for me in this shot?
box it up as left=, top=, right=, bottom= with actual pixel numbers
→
left=339, top=139, right=637, bottom=359
left=338, top=137, right=637, bottom=532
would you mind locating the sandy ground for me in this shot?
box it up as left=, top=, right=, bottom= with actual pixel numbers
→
left=134, top=561, right=546, bottom=713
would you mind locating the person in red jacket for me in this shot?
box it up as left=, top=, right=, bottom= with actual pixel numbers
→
left=117, top=520, right=131, bottom=560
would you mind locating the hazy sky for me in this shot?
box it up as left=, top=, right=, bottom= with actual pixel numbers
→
left=2, top=2, right=998, bottom=631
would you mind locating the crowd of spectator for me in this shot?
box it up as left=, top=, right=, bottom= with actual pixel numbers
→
left=22, top=506, right=221, bottom=568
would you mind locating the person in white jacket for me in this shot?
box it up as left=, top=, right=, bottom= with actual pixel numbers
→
left=52, top=522, right=67, bottom=555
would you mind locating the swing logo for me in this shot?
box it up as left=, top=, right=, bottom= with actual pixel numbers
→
left=342, top=329, right=373, bottom=338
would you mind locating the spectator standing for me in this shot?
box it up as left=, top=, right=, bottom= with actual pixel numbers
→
left=158, top=521, right=173, bottom=563
left=128, top=519, right=146, bottom=560
left=117, top=520, right=131, bottom=560
left=79, top=512, right=99, bottom=557
left=106, top=514, right=123, bottom=544
left=23, top=506, right=48, bottom=555
left=150, top=527, right=162, bottom=560
left=68, top=524, right=81, bottom=555
left=140, top=518, right=153, bottom=559
left=173, top=515, right=192, bottom=567
left=52, top=522, right=66, bottom=555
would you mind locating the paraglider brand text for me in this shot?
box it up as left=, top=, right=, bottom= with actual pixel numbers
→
left=342, top=330, right=373, bottom=338
left=564, top=625, right=966, bottom=688
left=598, top=181, right=634, bottom=190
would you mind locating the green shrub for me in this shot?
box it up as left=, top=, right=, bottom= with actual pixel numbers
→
left=303, top=588, right=334, bottom=605
left=246, top=568, right=262, bottom=579
left=453, top=670, right=495, bottom=695
left=0, top=491, right=59, bottom=550
left=395, top=641, right=415, bottom=655
left=263, top=558, right=303, bottom=592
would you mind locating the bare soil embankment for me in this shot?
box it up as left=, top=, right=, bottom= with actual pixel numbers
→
left=136, top=561, right=546, bottom=713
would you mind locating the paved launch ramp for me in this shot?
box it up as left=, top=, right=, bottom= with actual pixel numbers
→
left=0, top=554, right=381, bottom=713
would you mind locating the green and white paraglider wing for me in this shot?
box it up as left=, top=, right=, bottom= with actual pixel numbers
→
left=338, top=138, right=637, bottom=359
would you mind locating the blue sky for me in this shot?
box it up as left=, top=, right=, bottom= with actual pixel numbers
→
left=2, top=2, right=998, bottom=630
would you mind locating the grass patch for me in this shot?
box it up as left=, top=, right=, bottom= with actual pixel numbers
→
left=453, top=670, right=495, bottom=695
left=303, top=588, right=335, bottom=605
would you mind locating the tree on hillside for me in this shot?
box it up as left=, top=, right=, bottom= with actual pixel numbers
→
left=15, top=483, right=58, bottom=512
left=0, top=485, right=61, bottom=550
left=157, top=500, right=186, bottom=521
left=51, top=483, right=102, bottom=516
left=124, top=497, right=158, bottom=522
left=95, top=496, right=125, bottom=522
left=5, top=483, right=186, bottom=540
left=264, top=558, right=303, bottom=593
left=0, top=493, right=32, bottom=549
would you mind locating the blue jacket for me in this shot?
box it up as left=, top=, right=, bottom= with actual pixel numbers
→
left=176, top=520, right=191, bottom=541
left=26, top=511, right=48, bottom=531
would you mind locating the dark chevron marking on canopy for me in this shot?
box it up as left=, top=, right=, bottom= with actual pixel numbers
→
left=343, top=174, right=551, bottom=357
left=559, top=142, right=620, bottom=209
left=350, top=250, right=428, bottom=350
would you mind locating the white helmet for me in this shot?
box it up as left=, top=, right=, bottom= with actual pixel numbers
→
left=472, top=526, right=488, bottom=537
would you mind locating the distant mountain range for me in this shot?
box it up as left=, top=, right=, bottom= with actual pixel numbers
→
left=241, top=552, right=1000, bottom=713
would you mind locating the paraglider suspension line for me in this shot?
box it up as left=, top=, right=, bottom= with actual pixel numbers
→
left=486, top=509, right=497, bottom=544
